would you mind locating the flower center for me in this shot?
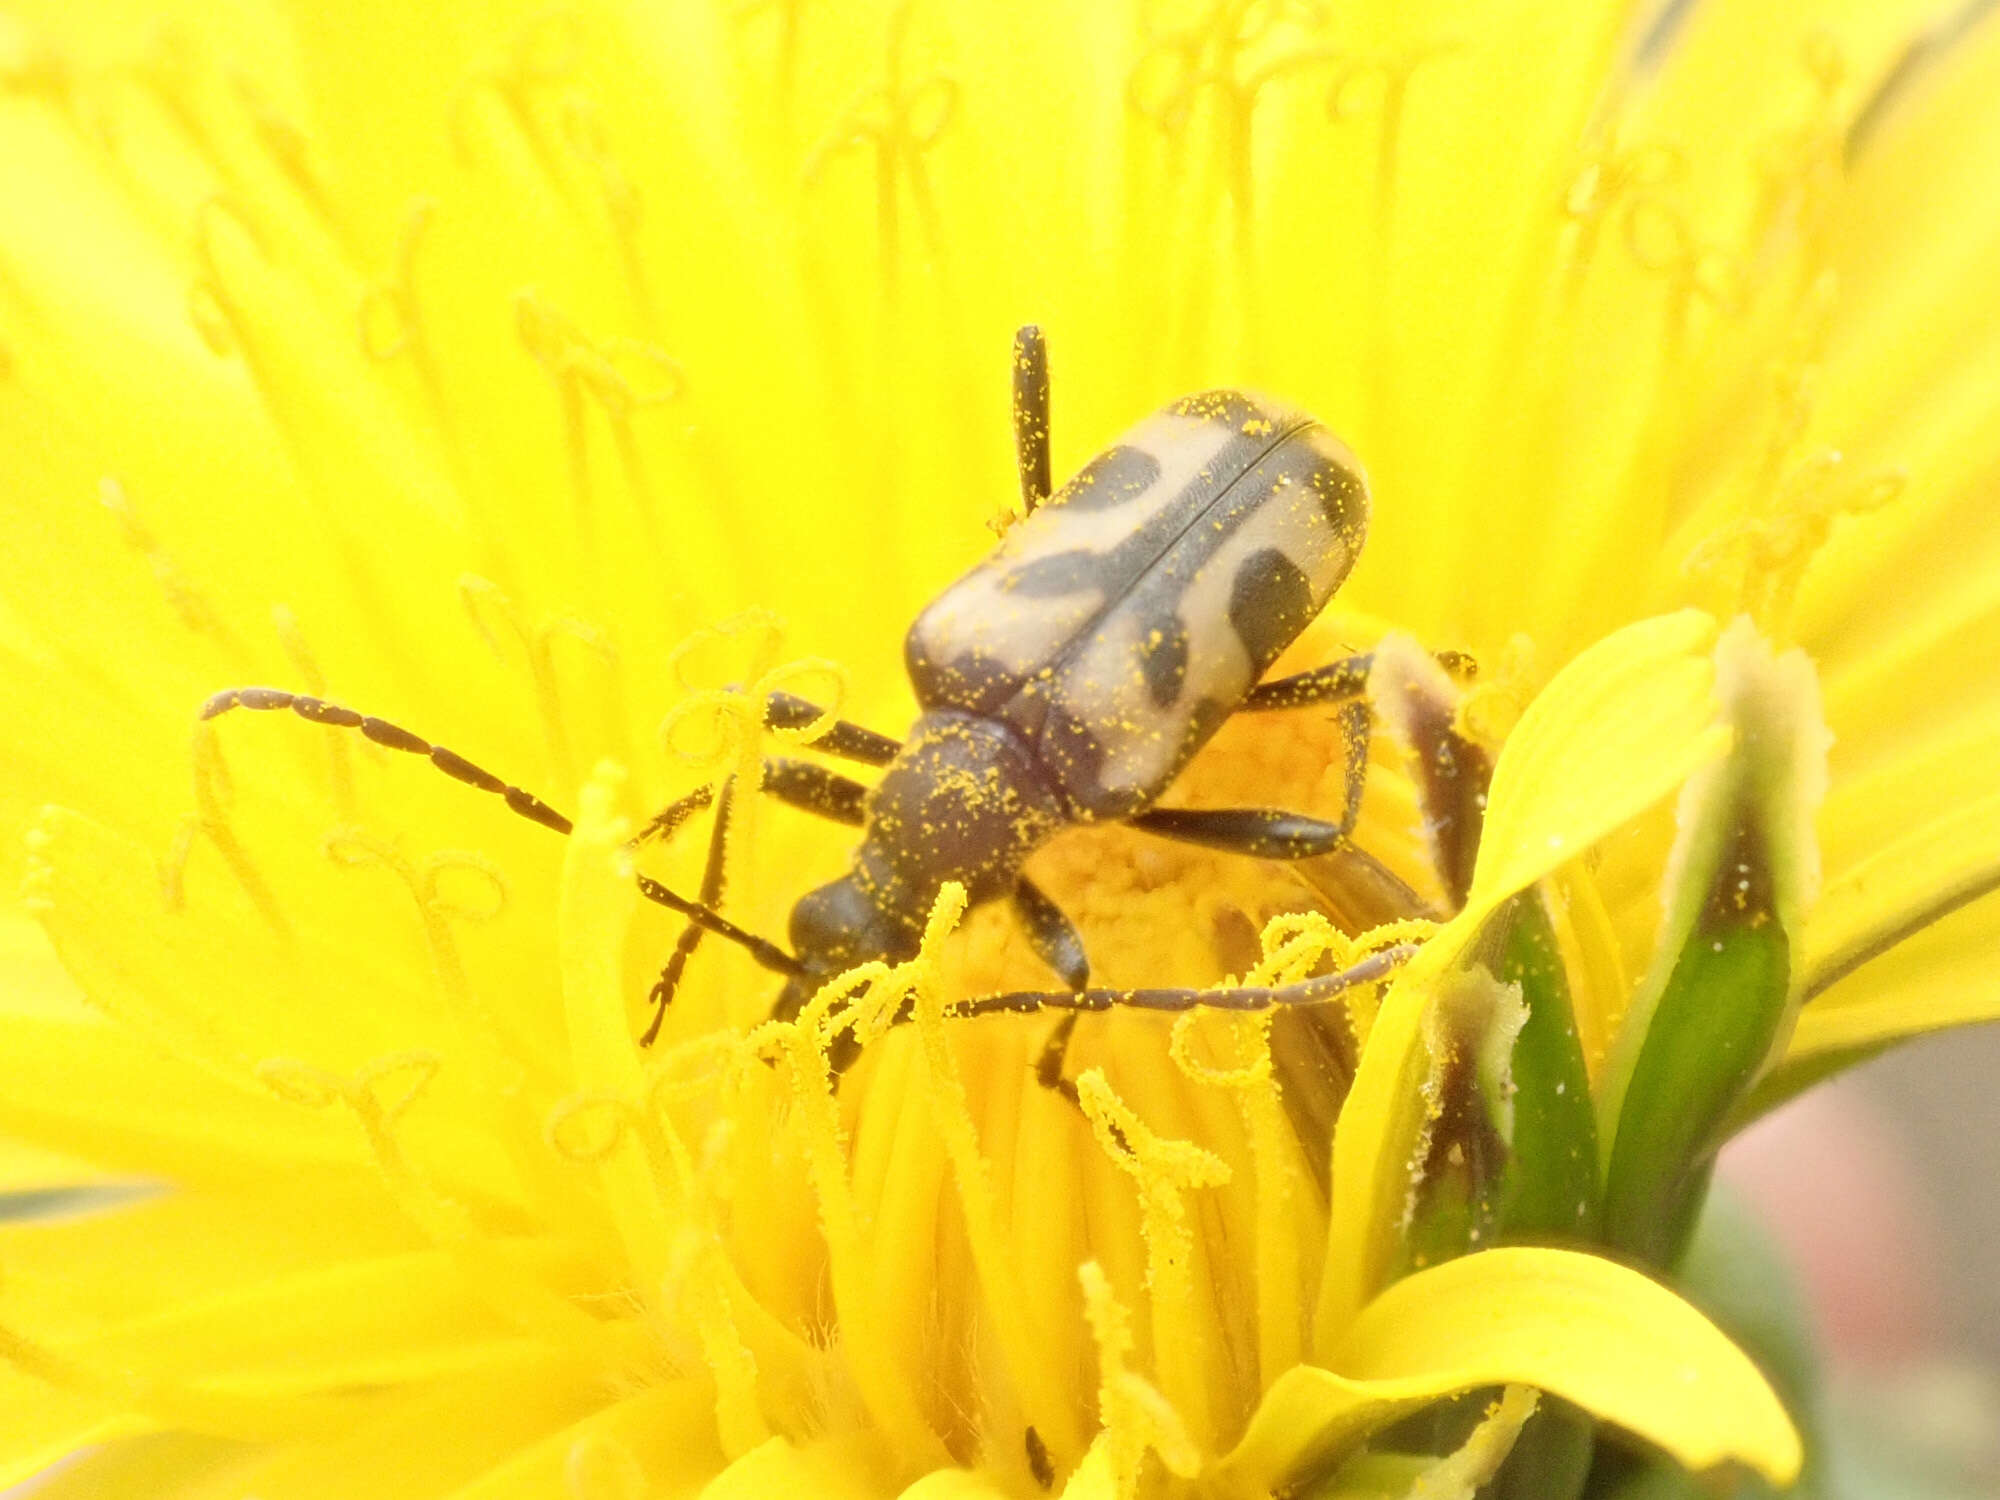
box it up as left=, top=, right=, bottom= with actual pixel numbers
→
left=662, top=613, right=1478, bottom=1477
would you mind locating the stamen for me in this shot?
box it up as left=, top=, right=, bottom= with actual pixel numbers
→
left=187, top=195, right=268, bottom=359
left=450, top=8, right=587, bottom=188
left=1683, top=449, right=1905, bottom=631
left=1326, top=43, right=1461, bottom=224
left=461, top=574, right=579, bottom=790
left=515, top=290, right=683, bottom=561
left=660, top=1178, right=771, bottom=1454
left=902, top=884, right=1081, bottom=1459
left=257, top=1052, right=631, bottom=1365
left=1074, top=1068, right=1230, bottom=1451
left=1168, top=912, right=1359, bottom=1384
left=357, top=198, right=435, bottom=362
left=177, top=722, right=293, bottom=938
left=733, top=0, right=813, bottom=137
left=758, top=960, right=945, bottom=1463
left=560, top=95, right=656, bottom=331
left=1559, top=137, right=1683, bottom=287
left=542, top=1087, right=679, bottom=1291
left=801, top=1, right=959, bottom=289
left=1746, top=33, right=1847, bottom=256
left=1126, top=2, right=1339, bottom=354
left=271, top=605, right=357, bottom=818
left=318, top=831, right=523, bottom=1078
left=1411, top=1386, right=1540, bottom=1496
left=229, top=71, right=341, bottom=235
left=657, top=617, right=850, bottom=956
left=1077, top=1260, right=1201, bottom=1495
left=98, top=476, right=242, bottom=651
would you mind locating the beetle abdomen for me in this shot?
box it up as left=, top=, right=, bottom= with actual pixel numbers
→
left=905, top=390, right=1367, bottom=818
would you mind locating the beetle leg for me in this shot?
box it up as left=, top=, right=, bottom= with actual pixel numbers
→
left=1129, top=701, right=1370, bottom=859
left=642, top=778, right=738, bottom=1045
left=1239, top=652, right=1373, bottom=711
left=763, top=689, right=903, bottom=767
left=1011, top=876, right=1091, bottom=990
left=1011, top=874, right=1093, bottom=1105
left=1242, top=648, right=1475, bottom=711
left=633, top=756, right=870, bottom=848
left=1127, top=806, right=1354, bottom=858
left=1012, top=324, right=1053, bottom=513
left=636, top=757, right=870, bottom=1043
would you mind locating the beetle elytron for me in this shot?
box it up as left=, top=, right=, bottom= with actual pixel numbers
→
left=204, top=328, right=1426, bottom=1057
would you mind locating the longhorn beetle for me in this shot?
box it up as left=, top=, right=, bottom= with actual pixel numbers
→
left=204, top=328, right=1442, bottom=1071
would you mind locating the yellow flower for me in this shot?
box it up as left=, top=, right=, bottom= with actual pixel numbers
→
left=2, top=0, right=1996, bottom=1495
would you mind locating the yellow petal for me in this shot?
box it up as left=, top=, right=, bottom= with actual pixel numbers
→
left=0, top=1433, right=241, bottom=1500
left=1804, top=785, right=2000, bottom=1007
left=440, top=1382, right=726, bottom=1500
left=0, top=1362, right=147, bottom=1493
left=0, top=1179, right=418, bottom=1335
left=896, top=1468, right=1019, bottom=1499
left=1224, top=1248, right=1799, bottom=1498
left=35, top=1247, right=590, bottom=1396
left=1757, top=893, right=2000, bottom=1113
left=699, top=1433, right=893, bottom=1500
left=0, top=1138, right=103, bottom=1195
left=1467, top=610, right=1728, bottom=915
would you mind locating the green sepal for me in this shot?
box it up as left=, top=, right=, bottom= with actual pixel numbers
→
left=1398, top=889, right=1600, bottom=1279
left=1600, top=821, right=1792, bottom=1269
left=1395, top=970, right=1521, bottom=1276
left=1495, top=1398, right=1597, bottom=1500
left=1493, top=888, right=1600, bottom=1243
left=1486, top=889, right=1602, bottom=1500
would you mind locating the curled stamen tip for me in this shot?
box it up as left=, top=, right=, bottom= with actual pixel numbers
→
left=256, top=1057, right=342, bottom=1109
left=547, top=1093, right=633, bottom=1162
left=356, top=1051, right=443, bottom=1122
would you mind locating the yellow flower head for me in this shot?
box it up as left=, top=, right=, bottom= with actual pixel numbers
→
left=2, top=0, right=1997, bottom=1496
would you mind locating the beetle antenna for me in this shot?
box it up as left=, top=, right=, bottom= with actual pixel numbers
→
left=936, top=944, right=1417, bottom=1019
left=203, top=687, right=573, bottom=834
left=201, top=686, right=807, bottom=979
left=1012, top=325, right=1052, bottom=513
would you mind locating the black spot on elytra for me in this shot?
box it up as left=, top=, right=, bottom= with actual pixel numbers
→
left=1052, top=444, right=1160, bottom=511
left=1002, top=549, right=1104, bottom=597
left=1038, top=703, right=1127, bottom=817
left=1297, top=451, right=1367, bottom=532
left=1140, top=611, right=1190, bottom=708
left=1230, top=547, right=1314, bottom=672
left=904, top=632, right=1022, bottom=715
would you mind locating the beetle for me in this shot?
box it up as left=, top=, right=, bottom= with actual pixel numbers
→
left=203, top=328, right=1429, bottom=1067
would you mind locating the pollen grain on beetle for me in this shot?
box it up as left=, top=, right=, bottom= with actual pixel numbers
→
left=0, top=3, right=1997, bottom=1499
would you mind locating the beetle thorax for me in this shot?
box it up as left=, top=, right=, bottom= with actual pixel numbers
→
left=787, top=710, right=1067, bottom=977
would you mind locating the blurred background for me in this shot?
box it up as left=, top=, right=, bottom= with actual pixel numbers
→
left=1721, top=1023, right=2000, bottom=1497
